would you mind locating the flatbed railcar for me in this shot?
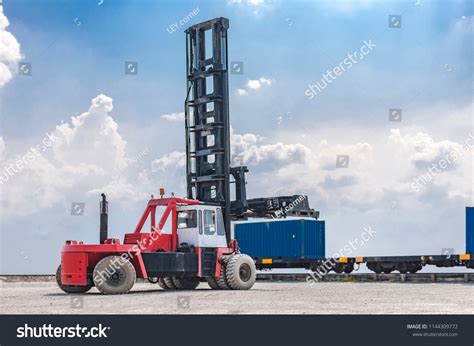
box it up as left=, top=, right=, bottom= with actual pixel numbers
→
left=235, top=207, right=474, bottom=274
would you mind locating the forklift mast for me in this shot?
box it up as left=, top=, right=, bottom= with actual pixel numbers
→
left=185, top=17, right=235, bottom=244
left=185, top=18, right=318, bottom=244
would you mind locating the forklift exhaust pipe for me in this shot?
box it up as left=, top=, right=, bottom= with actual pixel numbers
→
left=100, top=193, right=108, bottom=244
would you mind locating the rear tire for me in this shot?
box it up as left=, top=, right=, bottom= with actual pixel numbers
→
left=225, top=254, right=256, bottom=290
left=56, top=265, right=92, bottom=294
left=163, top=277, right=177, bottom=289
left=158, top=278, right=169, bottom=289
left=207, top=277, right=219, bottom=289
left=216, top=262, right=230, bottom=289
left=172, top=277, right=200, bottom=290
left=93, top=256, right=136, bottom=295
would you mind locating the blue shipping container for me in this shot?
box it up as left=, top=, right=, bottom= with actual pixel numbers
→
left=234, top=219, right=325, bottom=259
left=467, top=207, right=474, bottom=254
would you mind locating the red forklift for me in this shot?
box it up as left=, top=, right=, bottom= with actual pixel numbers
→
left=57, top=193, right=256, bottom=294
left=57, top=18, right=258, bottom=294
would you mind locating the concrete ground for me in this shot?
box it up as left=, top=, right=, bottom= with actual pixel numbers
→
left=1, top=281, right=473, bottom=314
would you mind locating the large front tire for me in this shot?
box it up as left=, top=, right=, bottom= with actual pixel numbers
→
left=92, top=256, right=136, bottom=295
left=225, top=254, right=256, bottom=290
left=56, top=265, right=93, bottom=294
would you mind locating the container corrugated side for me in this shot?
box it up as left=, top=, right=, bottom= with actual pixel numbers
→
left=234, top=219, right=325, bottom=259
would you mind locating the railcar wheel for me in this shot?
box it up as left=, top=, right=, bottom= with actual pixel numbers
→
left=343, top=264, right=354, bottom=274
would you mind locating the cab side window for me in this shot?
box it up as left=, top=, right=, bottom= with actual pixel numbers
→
left=203, top=210, right=216, bottom=235
left=198, top=210, right=203, bottom=234
left=216, top=208, right=225, bottom=235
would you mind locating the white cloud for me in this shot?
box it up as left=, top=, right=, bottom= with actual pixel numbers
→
left=236, top=77, right=272, bottom=96
left=315, top=0, right=377, bottom=13
left=236, top=88, right=248, bottom=96
left=151, top=151, right=186, bottom=172
left=233, top=141, right=310, bottom=166
left=229, top=0, right=266, bottom=7
left=161, top=112, right=185, bottom=122
left=0, top=137, right=5, bottom=159
left=0, top=5, right=22, bottom=87
left=53, top=94, right=127, bottom=171
left=228, top=0, right=272, bottom=16
left=388, top=129, right=464, bottom=171
left=453, top=15, right=473, bottom=34
left=228, top=125, right=472, bottom=213
left=247, top=77, right=271, bottom=90
left=0, top=94, right=150, bottom=216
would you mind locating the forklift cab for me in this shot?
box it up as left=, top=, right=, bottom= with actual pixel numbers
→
left=177, top=205, right=227, bottom=248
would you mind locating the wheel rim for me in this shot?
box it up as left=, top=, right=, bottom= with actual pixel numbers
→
left=107, top=269, right=125, bottom=286
left=239, top=263, right=251, bottom=282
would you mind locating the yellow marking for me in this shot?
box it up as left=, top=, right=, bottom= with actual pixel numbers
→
left=261, top=258, right=273, bottom=264
left=355, top=257, right=364, bottom=263
left=460, top=254, right=470, bottom=260
left=339, top=257, right=348, bottom=263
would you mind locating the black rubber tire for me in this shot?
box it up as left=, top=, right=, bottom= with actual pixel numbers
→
left=158, top=278, right=169, bottom=289
left=207, top=277, right=220, bottom=289
left=163, top=277, right=177, bottom=289
left=216, top=262, right=230, bottom=289
left=382, top=268, right=393, bottom=274
left=92, top=256, right=136, bottom=295
left=56, top=265, right=93, bottom=294
left=172, top=277, right=200, bottom=290
left=225, top=254, right=256, bottom=290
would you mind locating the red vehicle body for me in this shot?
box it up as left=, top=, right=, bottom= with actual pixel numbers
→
left=57, top=196, right=255, bottom=294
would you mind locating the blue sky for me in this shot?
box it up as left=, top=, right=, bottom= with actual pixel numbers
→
left=0, top=0, right=473, bottom=273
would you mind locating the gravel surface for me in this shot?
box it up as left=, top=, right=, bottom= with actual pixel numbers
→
left=1, top=281, right=473, bottom=314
